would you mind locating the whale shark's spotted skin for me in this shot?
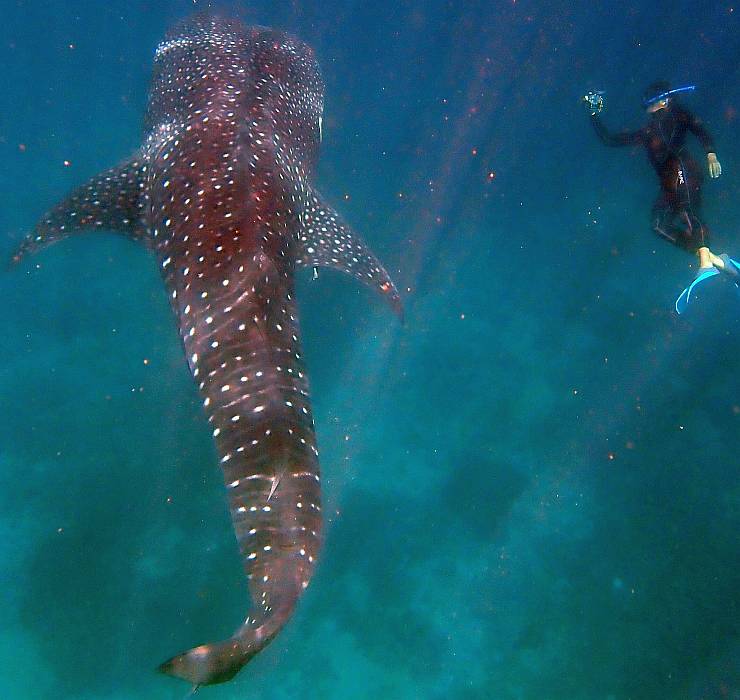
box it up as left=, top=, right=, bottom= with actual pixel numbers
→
left=16, top=15, right=400, bottom=688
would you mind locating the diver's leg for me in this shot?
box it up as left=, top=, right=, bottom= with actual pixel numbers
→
left=656, top=211, right=720, bottom=276
left=673, top=214, right=721, bottom=313
left=651, top=195, right=678, bottom=246
left=719, top=254, right=740, bottom=279
left=678, top=165, right=725, bottom=270
left=696, top=246, right=733, bottom=274
left=697, top=246, right=714, bottom=269
left=694, top=239, right=737, bottom=279
left=706, top=249, right=726, bottom=268
left=670, top=167, right=736, bottom=312
left=688, top=191, right=740, bottom=276
left=650, top=190, right=722, bottom=273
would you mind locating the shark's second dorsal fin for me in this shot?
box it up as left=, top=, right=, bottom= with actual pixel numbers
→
left=296, top=188, right=402, bottom=317
left=12, top=154, right=149, bottom=265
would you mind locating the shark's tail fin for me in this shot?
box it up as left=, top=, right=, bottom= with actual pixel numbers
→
left=158, top=636, right=255, bottom=687
left=158, top=606, right=292, bottom=687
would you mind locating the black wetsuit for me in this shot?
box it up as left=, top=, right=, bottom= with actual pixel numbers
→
left=591, top=105, right=715, bottom=253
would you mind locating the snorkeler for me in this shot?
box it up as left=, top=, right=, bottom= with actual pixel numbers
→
left=583, top=81, right=739, bottom=312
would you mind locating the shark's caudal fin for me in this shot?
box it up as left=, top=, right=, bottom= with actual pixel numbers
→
left=158, top=636, right=253, bottom=687
left=158, top=608, right=290, bottom=687
left=158, top=535, right=308, bottom=687
left=11, top=155, right=149, bottom=265
left=296, top=188, right=403, bottom=318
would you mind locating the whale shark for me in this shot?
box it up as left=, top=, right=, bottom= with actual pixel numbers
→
left=14, top=15, right=401, bottom=688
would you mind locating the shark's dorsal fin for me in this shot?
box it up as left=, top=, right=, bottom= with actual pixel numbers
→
left=12, top=155, right=149, bottom=265
left=296, top=188, right=402, bottom=317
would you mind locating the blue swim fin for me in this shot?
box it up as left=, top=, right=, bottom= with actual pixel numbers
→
left=675, top=268, right=720, bottom=315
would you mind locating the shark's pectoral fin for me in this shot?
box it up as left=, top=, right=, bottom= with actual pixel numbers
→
left=296, top=188, right=403, bottom=317
left=12, top=154, right=148, bottom=265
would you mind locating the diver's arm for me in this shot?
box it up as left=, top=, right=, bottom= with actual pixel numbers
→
left=682, top=107, right=722, bottom=177
left=683, top=108, right=715, bottom=152
left=590, top=114, right=643, bottom=147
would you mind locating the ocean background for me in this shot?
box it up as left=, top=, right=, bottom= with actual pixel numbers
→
left=1, top=1, right=738, bottom=698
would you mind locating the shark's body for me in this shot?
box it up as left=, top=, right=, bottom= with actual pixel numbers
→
left=16, top=15, right=400, bottom=687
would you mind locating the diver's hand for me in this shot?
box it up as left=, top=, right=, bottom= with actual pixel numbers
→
left=707, top=152, right=722, bottom=178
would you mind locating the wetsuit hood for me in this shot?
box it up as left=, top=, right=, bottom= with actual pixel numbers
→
left=642, top=80, right=672, bottom=108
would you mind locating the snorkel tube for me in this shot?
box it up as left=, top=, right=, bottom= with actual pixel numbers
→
left=642, top=85, right=696, bottom=107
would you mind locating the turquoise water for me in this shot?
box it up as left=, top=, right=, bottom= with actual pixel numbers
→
left=1, top=1, right=738, bottom=698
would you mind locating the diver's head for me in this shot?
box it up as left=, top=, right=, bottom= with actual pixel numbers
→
left=643, top=81, right=672, bottom=113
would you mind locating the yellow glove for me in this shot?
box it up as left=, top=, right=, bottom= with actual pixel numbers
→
left=708, top=152, right=722, bottom=178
